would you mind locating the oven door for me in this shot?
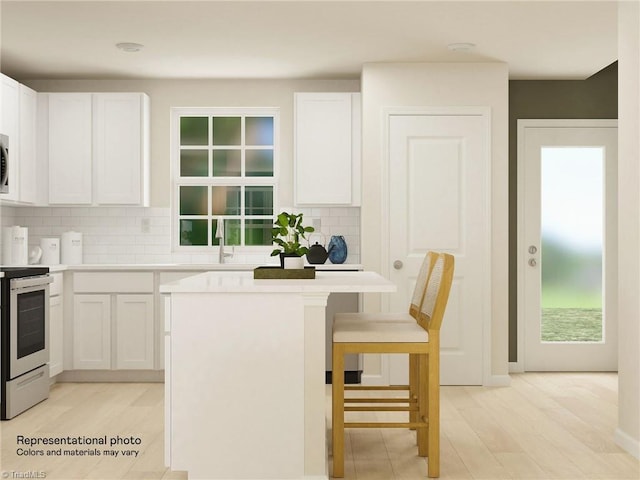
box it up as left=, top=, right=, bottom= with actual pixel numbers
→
left=9, top=276, right=52, bottom=379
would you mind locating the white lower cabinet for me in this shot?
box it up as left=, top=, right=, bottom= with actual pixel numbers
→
left=157, top=271, right=201, bottom=370
left=49, top=272, right=64, bottom=377
left=73, top=294, right=111, bottom=369
left=72, top=271, right=155, bottom=371
left=49, top=295, right=64, bottom=377
left=115, top=295, right=154, bottom=369
left=73, top=293, right=154, bottom=370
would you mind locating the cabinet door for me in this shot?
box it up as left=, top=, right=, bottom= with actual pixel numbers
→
left=93, top=93, right=149, bottom=205
left=157, top=271, right=202, bottom=370
left=294, top=92, right=354, bottom=205
left=1, top=74, right=20, bottom=202
left=73, top=294, right=111, bottom=369
left=115, top=294, right=154, bottom=369
left=49, top=295, right=64, bottom=377
left=19, top=84, right=38, bottom=203
left=48, top=93, right=92, bottom=204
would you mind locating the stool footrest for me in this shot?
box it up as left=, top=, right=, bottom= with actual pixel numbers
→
left=345, top=406, right=418, bottom=412
left=345, top=385, right=411, bottom=391
left=345, top=397, right=411, bottom=403
left=344, top=421, right=428, bottom=429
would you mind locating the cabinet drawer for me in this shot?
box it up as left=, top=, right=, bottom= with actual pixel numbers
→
left=49, top=272, right=63, bottom=297
left=74, top=272, right=154, bottom=293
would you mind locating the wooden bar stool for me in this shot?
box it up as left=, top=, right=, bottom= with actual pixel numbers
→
left=332, top=251, right=436, bottom=436
left=332, top=252, right=454, bottom=478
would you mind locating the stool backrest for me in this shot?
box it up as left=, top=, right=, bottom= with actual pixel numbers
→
left=409, top=251, right=437, bottom=319
left=417, top=252, right=455, bottom=332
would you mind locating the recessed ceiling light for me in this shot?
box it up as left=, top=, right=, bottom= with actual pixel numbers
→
left=116, top=42, right=144, bottom=53
left=447, top=42, right=476, bottom=52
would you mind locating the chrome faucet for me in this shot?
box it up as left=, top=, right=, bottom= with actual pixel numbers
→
left=215, top=218, right=233, bottom=264
left=218, top=236, right=233, bottom=264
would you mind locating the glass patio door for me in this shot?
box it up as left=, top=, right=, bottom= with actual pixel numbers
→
left=519, top=120, right=618, bottom=371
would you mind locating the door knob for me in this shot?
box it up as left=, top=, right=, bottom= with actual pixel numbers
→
left=528, top=258, right=537, bottom=267
left=393, top=260, right=403, bottom=270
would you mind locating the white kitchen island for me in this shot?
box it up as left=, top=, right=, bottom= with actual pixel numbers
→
left=160, top=270, right=395, bottom=480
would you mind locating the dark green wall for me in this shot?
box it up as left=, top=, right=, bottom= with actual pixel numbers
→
left=508, top=63, right=618, bottom=362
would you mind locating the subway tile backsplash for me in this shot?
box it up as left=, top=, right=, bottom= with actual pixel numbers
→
left=1, top=206, right=360, bottom=265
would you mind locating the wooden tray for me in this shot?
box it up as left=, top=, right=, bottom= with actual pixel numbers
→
left=253, top=266, right=316, bottom=279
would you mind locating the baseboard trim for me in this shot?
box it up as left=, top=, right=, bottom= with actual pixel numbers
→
left=509, top=361, right=524, bottom=373
left=57, top=370, right=164, bottom=383
left=614, top=427, right=640, bottom=459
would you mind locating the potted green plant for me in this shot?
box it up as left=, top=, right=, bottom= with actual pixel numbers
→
left=270, top=212, right=315, bottom=268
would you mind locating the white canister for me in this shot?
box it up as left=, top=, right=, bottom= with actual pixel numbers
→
left=2, top=227, right=14, bottom=265
left=2, top=226, right=28, bottom=266
left=40, top=237, right=61, bottom=265
left=61, top=231, right=83, bottom=265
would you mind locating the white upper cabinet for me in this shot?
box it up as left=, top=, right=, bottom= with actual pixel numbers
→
left=0, top=74, right=39, bottom=204
left=18, top=84, right=38, bottom=204
left=294, top=92, right=361, bottom=206
left=1, top=74, right=21, bottom=202
left=94, top=93, right=149, bottom=205
left=44, top=92, right=150, bottom=206
left=48, top=93, right=93, bottom=204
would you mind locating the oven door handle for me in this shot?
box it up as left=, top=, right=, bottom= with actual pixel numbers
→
left=9, top=275, right=53, bottom=290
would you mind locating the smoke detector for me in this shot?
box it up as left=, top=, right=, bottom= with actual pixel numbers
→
left=447, top=43, right=476, bottom=52
left=116, top=42, right=144, bottom=53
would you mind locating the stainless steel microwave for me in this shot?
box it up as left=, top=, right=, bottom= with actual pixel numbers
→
left=0, top=134, right=8, bottom=194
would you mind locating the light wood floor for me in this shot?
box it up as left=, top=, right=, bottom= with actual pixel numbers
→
left=0, top=373, right=638, bottom=479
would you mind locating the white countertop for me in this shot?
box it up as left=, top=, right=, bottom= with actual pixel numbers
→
left=41, top=263, right=362, bottom=272
left=160, top=270, right=395, bottom=294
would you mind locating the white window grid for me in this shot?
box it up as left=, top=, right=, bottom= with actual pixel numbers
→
left=171, top=107, right=279, bottom=253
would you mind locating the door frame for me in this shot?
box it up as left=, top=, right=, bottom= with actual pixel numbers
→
left=515, top=119, right=618, bottom=373
left=375, top=106, right=493, bottom=386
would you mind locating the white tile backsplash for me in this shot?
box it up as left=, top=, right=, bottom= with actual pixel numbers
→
left=5, top=205, right=360, bottom=265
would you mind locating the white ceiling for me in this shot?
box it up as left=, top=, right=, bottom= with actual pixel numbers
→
left=0, top=0, right=618, bottom=81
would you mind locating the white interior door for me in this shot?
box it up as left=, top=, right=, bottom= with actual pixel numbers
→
left=519, top=120, right=617, bottom=371
left=386, top=111, right=489, bottom=386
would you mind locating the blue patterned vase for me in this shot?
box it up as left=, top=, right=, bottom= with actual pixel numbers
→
left=327, top=235, right=348, bottom=264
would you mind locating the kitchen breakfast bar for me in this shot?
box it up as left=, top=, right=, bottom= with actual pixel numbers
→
left=159, top=270, right=395, bottom=480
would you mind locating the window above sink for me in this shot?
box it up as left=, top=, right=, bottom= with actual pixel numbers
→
left=171, top=107, right=279, bottom=252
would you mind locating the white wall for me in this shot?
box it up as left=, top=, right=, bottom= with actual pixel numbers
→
left=616, top=0, right=640, bottom=460
left=360, top=63, right=510, bottom=381
left=23, top=78, right=360, bottom=208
